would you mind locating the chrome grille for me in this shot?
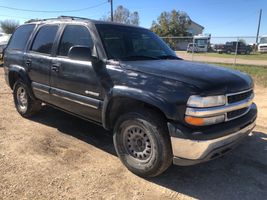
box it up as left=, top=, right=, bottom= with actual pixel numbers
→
left=227, top=107, right=249, bottom=120
left=225, top=89, right=253, bottom=121
left=227, top=90, right=253, bottom=104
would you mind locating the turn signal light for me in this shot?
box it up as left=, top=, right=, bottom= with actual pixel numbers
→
left=185, top=115, right=225, bottom=126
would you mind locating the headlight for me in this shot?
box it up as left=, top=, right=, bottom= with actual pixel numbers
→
left=187, top=95, right=226, bottom=108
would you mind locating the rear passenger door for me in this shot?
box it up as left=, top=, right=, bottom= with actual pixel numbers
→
left=50, top=24, right=102, bottom=122
left=26, top=25, right=59, bottom=103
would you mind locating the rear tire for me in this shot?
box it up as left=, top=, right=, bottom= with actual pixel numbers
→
left=13, top=80, right=41, bottom=117
left=113, top=109, right=172, bottom=177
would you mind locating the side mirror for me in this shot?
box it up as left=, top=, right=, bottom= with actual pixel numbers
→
left=68, top=46, right=93, bottom=61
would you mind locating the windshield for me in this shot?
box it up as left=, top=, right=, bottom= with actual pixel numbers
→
left=96, top=24, right=178, bottom=61
left=260, top=37, right=267, bottom=44
left=195, top=39, right=208, bottom=46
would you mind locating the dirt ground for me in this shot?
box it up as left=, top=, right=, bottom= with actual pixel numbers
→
left=177, top=51, right=267, bottom=67
left=0, top=67, right=267, bottom=200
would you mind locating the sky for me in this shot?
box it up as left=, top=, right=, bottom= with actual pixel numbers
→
left=0, top=0, right=266, bottom=39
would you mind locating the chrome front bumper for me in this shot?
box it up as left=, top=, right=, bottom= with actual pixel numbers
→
left=171, top=121, right=256, bottom=166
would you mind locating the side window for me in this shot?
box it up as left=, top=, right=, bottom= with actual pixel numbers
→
left=58, top=25, right=93, bottom=57
left=7, top=24, right=35, bottom=51
left=31, top=25, right=58, bottom=54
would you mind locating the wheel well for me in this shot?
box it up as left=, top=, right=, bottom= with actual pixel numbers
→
left=106, top=97, right=167, bottom=130
left=8, top=71, right=20, bottom=90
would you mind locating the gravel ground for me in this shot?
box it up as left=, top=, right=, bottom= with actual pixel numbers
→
left=0, top=67, right=267, bottom=200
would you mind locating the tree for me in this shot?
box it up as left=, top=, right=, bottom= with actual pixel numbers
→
left=130, top=11, right=139, bottom=25
left=238, top=39, right=246, bottom=44
left=101, top=5, right=140, bottom=25
left=151, top=10, right=192, bottom=49
left=0, top=20, right=20, bottom=34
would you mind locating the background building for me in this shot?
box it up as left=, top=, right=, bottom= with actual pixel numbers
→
left=187, top=21, right=204, bottom=35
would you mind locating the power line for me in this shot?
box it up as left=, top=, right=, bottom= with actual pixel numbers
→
left=0, top=1, right=108, bottom=13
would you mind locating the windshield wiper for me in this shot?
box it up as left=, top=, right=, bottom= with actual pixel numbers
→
left=120, top=55, right=160, bottom=61
left=157, top=55, right=182, bottom=60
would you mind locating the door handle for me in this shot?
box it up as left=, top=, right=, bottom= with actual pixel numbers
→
left=25, top=59, right=32, bottom=67
left=51, top=64, right=60, bottom=72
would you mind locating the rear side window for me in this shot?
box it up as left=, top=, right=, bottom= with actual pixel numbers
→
left=7, top=24, right=35, bottom=51
left=31, top=25, right=58, bottom=54
left=58, top=25, right=93, bottom=57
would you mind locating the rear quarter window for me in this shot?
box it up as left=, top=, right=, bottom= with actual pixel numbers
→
left=7, top=24, right=35, bottom=51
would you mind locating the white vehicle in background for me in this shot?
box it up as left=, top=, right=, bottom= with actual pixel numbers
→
left=192, top=34, right=211, bottom=52
left=258, top=35, right=267, bottom=53
left=0, top=33, right=11, bottom=59
left=187, top=43, right=198, bottom=52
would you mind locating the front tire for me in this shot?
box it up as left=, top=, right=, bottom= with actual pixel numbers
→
left=113, top=109, right=172, bottom=177
left=13, top=80, right=42, bottom=117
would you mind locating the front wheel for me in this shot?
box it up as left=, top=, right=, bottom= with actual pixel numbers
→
left=113, top=109, right=172, bottom=177
left=13, top=80, right=42, bottom=117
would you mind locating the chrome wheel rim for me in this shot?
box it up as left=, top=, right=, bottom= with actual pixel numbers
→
left=123, top=125, right=152, bottom=161
left=16, top=86, right=28, bottom=112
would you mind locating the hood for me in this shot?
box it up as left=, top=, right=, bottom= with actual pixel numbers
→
left=119, top=60, right=253, bottom=94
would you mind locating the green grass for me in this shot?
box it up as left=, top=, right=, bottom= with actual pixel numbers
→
left=211, top=63, right=267, bottom=87
left=177, top=51, right=267, bottom=60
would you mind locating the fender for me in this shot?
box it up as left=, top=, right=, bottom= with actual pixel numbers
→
left=8, top=65, right=36, bottom=100
left=102, top=85, right=177, bottom=129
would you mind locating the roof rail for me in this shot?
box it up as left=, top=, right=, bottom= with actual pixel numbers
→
left=25, top=17, right=60, bottom=23
left=57, top=16, right=90, bottom=21
left=24, top=16, right=90, bottom=23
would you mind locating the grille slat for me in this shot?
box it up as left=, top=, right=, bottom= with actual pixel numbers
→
left=226, top=90, right=253, bottom=120
left=227, top=90, right=252, bottom=104
left=227, top=107, right=248, bottom=119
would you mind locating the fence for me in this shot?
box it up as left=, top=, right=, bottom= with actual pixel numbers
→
left=161, top=36, right=267, bottom=66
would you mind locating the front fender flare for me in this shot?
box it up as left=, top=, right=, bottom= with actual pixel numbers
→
left=102, top=86, right=176, bottom=129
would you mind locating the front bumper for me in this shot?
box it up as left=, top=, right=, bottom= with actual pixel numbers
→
left=258, top=49, right=267, bottom=53
left=169, top=104, right=257, bottom=166
left=258, top=46, right=267, bottom=52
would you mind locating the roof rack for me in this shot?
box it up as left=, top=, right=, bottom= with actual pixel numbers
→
left=25, top=16, right=91, bottom=23
left=57, top=16, right=90, bottom=21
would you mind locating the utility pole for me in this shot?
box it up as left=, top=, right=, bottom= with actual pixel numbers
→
left=108, top=0, right=113, bottom=22
left=256, top=9, right=262, bottom=44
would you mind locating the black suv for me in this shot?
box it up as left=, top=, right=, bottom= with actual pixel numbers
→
left=3, top=16, right=257, bottom=177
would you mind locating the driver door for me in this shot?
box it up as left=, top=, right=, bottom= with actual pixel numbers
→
left=50, top=24, right=102, bottom=122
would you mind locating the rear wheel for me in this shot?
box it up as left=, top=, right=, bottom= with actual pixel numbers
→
left=113, top=109, right=172, bottom=177
left=13, top=80, right=42, bottom=117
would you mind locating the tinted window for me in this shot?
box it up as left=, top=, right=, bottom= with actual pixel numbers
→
left=7, top=24, right=35, bottom=51
left=58, top=25, right=93, bottom=56
left=31, top=25, right=58, bottom=54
